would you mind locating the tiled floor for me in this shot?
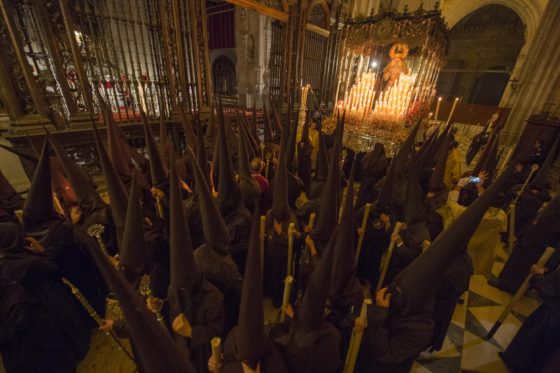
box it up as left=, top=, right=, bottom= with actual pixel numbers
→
left=411, top=244, right=540, bottom=373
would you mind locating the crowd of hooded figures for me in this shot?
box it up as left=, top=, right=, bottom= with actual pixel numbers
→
left=0, top=97, right=559, bottom=373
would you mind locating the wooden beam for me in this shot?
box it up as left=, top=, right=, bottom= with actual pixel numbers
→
left=225, top=0, right=288, bottom=22
left=306, top=23, right=330, bottom=37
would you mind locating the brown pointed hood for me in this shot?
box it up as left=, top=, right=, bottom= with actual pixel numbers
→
left=270, top=98, right=284, bottom=140
left=141, top=110, right=167, bottom=187
left=532, top=135, right=560, bottom=187
left=286, top=106, right=297, bottom=173
left=48, top=134, right=106, bottom=221
left=49, top=156, right=78, bottom=208
left=236, top=210, right=265, bottom=368
left=187, top=148, right=230, bottom=254
left=22, top=138, right=57, bottom=232
left=80, top=230, right=195, bottom=372
left=404, top=161, right=426, bottom=224
left=262, top=98, right=274, bottom=144
left=216, top=99, right=242, bottom=216
left=271, top=121, right=291, bottom=221
left=310, top=113, right=343, bottom=249
left=179, top=106, right=197, bottom=150
left=428, top=131, right=451, bottom=191
left=297, top=109, right=313, bottom=189
left=195, top=114, right=211, bottom=186
left=376, top=121, right=420, bottom=209
left=105, top=108, right=133, bottom=182
left=0, top=170, right=23, bottom=211
left=478, top=134, right=500, bottom=185
left=118, top=173, right=149, bottom=286
left=315, top=130, right=329, bottom=181
left=297, top=229, right=335, bottom=332
left=237, top=123, right=261, bottom=206
left=92, top=119, right=129, bottom=238
left=159, top=115, right=171, bottom=167
left=168, top=149, right=201, bottom=317
left=390, top=162, right=514, bottom=316
left=330, top=161, right=356, bottom=300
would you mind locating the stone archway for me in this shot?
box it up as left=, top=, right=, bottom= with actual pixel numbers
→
left=212, top=55, right=237, bottom=97
left=441, top=0, right=544, bottom=43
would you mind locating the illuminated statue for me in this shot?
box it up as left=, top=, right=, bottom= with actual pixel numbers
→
left=383, top=43, right=410, bottom=88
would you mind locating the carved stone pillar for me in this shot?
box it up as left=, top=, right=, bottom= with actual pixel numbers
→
left=500, top=0, right=560, bottom=146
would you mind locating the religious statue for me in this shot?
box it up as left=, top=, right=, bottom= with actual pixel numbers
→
left=383, top=43, right=410, bottom=88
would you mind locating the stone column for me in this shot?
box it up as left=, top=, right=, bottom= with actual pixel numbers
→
left=500, top=0, right=560, bottom=146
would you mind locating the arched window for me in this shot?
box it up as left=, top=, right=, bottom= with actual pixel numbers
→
left=212, top=56, right=236, bottom=97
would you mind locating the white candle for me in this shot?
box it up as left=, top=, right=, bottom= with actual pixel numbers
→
left=435, top=96, right=442, bottom=121
left=447, top=97, right=459, bottom=124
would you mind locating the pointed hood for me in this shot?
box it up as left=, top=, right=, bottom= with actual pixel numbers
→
left=49, top=156, right=78, bottom=208
left=360, top=143, right=387, bottom=176
left=92, top=119, right=129, bottom=238
left=240, top=111, right=259, bottom=159
left=118, top=173, right=149, bottom=286
left=479, top=134, right=500, bottom=185
left=0, top=144, right=38, bottom=163
left=286, top=109, right=297, bottom=173
left=532, top=135, right=560, bottom=187
left=187, top=148, right=230, bottom=254
left=251, top=104, right=260, bottom=146
left=168, top=149, right=201, bottom=314
left=22, top=138, right=57, bottom=232
left=237, top=124, right=261, bottom=207
left=81, top=230, right=195, bottom=373
left=315, top=130, right=329, bottom=181
left=297, top=229, right=335, bottom=332
left=271, top=121, right=291, bottom=221
left=466, top=122, right=491, bottom=166
left=404, top=161, right=426, bottom=224
left=428, top=131, right=451, bottom=191
left=330, top=162, right=356, bottom=300
left=159, top=115, right=171, bottom=167
left=105, top=108, right=133, bottom=181
left=390, top=162, right=515, bottom=316
left=417, top=127, right=441, bottom=171
left=297, top=109, right=313, bottom=189
left=262, top=98, right=274, bottom=144
left=270, top=99, right=284, bottom=140
left=376, top=121, right=420, bottom=209
left=216, top=99, right=242, bottom=216
left=141, top=110, right=167, bottom=187
left=179, top=106, right=197, bottom=150
left=195, top=115, right=211, bottom=186
left=0, top=170, right=23, bottom=211
left=49, top=134, right=106, bottom=220
left=310, top=114, right=343, bottom=249
left=473, top=133, right=498, bottom=177
left=236, top=210, right=265, bottom=367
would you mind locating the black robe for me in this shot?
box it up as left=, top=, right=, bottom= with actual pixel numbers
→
left=356, top=305, right=433, bottom=373
left=223, top=205, right=252, bottom=275
left=501, top=269, right=560, bottom=373
left=221, top=327, right=289, bottom=373
left=431, top=251, right=472, bottom=350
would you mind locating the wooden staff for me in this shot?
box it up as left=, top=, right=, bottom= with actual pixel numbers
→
left=62, top=278, right=135, bottom=362
left=155, top=195, right=164, bottom=219
left=260, top=142, right=265, bottom=161
left=486, top=246, right=555, bottom=339
left=259, top=215, right=266, bottom=273
left=509, top=164, right=539, bottom=210
left=280, top=276, right=294, bottom=322
left=211, top=337, right=222, bottom=373
left=508, top=203, right=516, bottom=252
left=354, top=203, right=372, bottom=267
left=287, top=223, right=296, bottom=277
left=376, top=222, right=404, bottom=291
left=343, top=298, right=373, bottom=373
left=264, top=154, right=271, bottom=179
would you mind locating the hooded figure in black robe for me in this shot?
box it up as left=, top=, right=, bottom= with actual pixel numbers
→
left=166, top=157, right=224, bottom=372
left=270, top=228, right=341, bottom=373
left=383, top=162, right=431, bottom=287
left=218, top=211, right=288, bottom=373
left=357, top=160, right=515, bottom=372
left=237, top=121, right=262, bottom=215
left=355, top=143, right=387, bottom=210
left=495, top=192, right=560, bottom=293
left=215, top=102, right=253, bottom=273
left=0, top=222, right=90, bottom=372
left=264, top=120, right=300, bottom=308
left=188, top=148, right=243, bottom=334
left=325, top=162, right=364, bottom=355
left=500, top=267, right=560, bottom=373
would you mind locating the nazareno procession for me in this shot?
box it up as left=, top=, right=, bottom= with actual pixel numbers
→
left=1, top=94, right=559, bottom=373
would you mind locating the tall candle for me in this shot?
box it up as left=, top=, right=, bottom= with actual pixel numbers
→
left=447, top=97, right=459, bottom=124
left=435, top=96, right=442, bottom=121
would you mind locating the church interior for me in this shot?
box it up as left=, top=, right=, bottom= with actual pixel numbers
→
left=0, top=0, right=559, bottom=372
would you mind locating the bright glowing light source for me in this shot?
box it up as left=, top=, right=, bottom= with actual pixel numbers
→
left=371, top=61, right=378, bottom=68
